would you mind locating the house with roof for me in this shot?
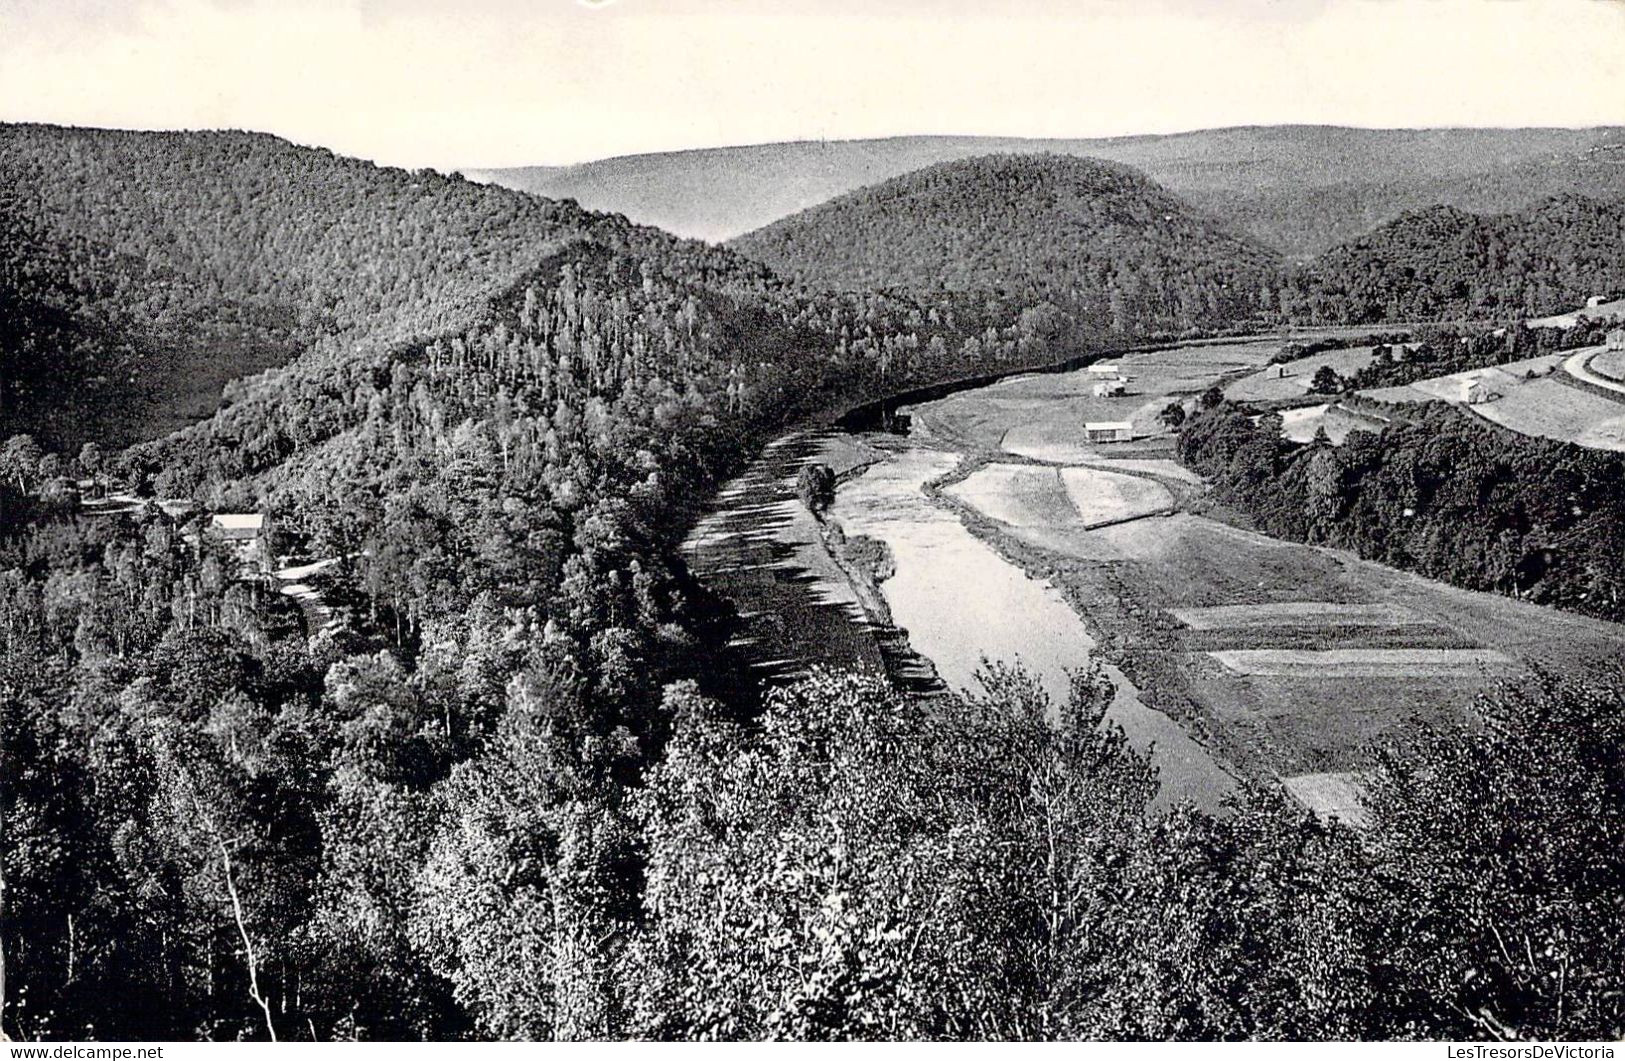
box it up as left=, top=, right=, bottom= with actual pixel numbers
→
left=1085, top=421, right=1134, bottom=443
left=1607, top=328, right=1625, bottom=352
left=206, top=513, right=269, bottom=575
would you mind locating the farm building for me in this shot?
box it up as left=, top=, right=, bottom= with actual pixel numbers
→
left=1587, top=293, right=1617, bottom=308
left=1608, top=329, right=1625, bottom=352
left=888, top=405, right=914, bottom=434
left=1084, top=421, right=1134, bottom=443
left=207, top=513, right=269, bottom=573
left=1087, top=361, right=1123, bottom=376
left=1092, top=378, right=1127, bottom=398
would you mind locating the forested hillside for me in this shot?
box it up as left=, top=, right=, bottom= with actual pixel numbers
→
left=473, top=125, right=1625, bottom=256
left=1285, top=195, right=1625, bottom=323
left=0, top=125, right=1225, bottom=1039
left=731, top=154, right=1282, bottom=337
left=1178, top=395, right=1625, bottom=622
left=0, top=123, right=610, bottom=447
left=4, top=125, right=1625, bottom=1042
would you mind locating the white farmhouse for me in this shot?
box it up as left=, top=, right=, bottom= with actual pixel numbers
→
left=1085, top=421, right=1134, bottom=443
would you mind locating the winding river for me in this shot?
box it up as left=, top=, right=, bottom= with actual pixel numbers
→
left=686, top=353, right=1243, bottom=811
left=833, top=443, right=1237, bottom=809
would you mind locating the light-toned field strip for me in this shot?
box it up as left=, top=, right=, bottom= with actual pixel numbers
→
left=1225, top=346, right=1377, bottom=403
left=1058, top=466, right=1174, bottom=527
left=948, top=462, right=1175, bottom=532
left=1171, top=601, right=1425, bottom=630
left=1063, top=456, right=1206, bottom=485
left=1208, top=648, right=1513, bottom=678
left=946, top=463, right=1078, bottom=528
left=1281, top=772, right=1371, bottom=828
left=1468, top=377, right=1625, bottom=452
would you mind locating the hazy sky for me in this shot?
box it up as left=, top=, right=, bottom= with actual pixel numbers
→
left=1, top=0, right=1621, bottom=169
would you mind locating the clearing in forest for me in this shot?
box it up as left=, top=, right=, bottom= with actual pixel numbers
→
left=1224, top=346, right=1377, bottom=403
left=945, top=463, right=1080, bottom=529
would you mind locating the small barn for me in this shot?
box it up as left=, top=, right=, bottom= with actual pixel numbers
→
left=1607, top=329, right=1625, bottom=352
left=1085, top=421, right=1134, bottom=444
left=1459, top=377, right=1501, bottom=404
left=208, top=513, right=268, bottom=573
left=1587, top=293, right=1616, bottom=308
left=1092, top=378, right=1127, bottom=398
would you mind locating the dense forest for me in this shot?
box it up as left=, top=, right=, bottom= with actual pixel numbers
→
left=3, top=125, right=1625, bottom=1041
left=731, top=154, right=1283, bottom=337
left=1283, top=195, right=1625, bottom=323
left=0, top=124, right=628, bottom=447
left=1178, top=396, right=1625, bottom=622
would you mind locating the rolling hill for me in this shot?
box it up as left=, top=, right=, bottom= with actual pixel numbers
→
left=1286, top=194, right=1625, bottom=323
left=468, top=125, right=1625, bottom=257
left=0, top=123, right=614, bottom=447
left=729, top=153, right=1282, bottom=336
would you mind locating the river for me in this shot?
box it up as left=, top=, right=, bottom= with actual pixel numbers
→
left=684, top=423, right=1238, bottom=810
left=833, top=443, right=1237, bottom=810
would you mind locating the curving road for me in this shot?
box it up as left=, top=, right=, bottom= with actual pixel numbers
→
left=1563, top=346, right=1625, bottom=397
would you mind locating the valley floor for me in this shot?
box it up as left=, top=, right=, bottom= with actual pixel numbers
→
left=689, top=336, right=1625, bottom=823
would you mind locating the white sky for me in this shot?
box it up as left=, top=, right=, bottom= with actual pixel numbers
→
left=1, top=0, right=1622, bottom=169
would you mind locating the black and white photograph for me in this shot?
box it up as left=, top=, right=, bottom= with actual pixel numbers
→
left=2, top=0, right=1624, bottom=1047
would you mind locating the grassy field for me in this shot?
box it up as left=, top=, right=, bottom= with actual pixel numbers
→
left=882, top=332, right=1625, bottom=789
left=1278, top=402, right=1391, bottom=443
left=945, top=464, right=1079, bottom=528
left=1589, top=347, right=1625, bottom=382
left=943, top=462, right=1174, bottom=556
left=1209, top=648, right=1514, bottom=678
left=1470, top=377, right=1625, bottom=451
left=1280, top=772, right=1370, bottom=828
left=1359, top=352, right=1569, bottom=406
left=1059, top=466, right=1174, bottom=526
left=964, top=510, right=1625, bottom=778
left=1171, top=601, right=1426, bottom=630
left=917, top=339, right=1284, bottom=458
left=1224, top=346, right=1377, bottom=403
left=1352, top=353, right=1625, bottom=450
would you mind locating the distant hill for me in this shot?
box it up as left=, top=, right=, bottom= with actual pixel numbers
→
left=729, top=153, right=1282, bottom=336
left=1287, top=194, right=1625, bottom=323
left=468, top=126, right=1625, bottom=257
left=0, top=123, right=612, bottom=447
